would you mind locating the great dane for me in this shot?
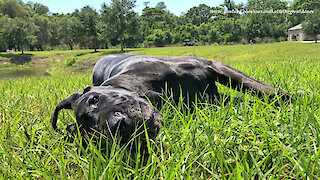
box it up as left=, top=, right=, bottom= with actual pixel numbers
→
left=51, top=54, right=301, bottom=146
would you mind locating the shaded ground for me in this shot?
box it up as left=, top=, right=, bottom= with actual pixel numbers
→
left=0, top=53, right=33, bottom=65
left=0, top=67, right=49, bottom=79
left=0, top=53, right=50, bottom=66
left=0, top=49, right=137, bottom=79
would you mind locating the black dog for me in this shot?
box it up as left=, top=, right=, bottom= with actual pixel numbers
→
left=51, top=54, right=300, bottom=145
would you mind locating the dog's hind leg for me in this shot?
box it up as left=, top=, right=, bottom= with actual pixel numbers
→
left=207, top=60, right=300, bottom=101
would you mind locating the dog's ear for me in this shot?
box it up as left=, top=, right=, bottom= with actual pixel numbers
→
left=51, top=92, right=82, bottom=130
left=83, top=86, right=92, bottom=94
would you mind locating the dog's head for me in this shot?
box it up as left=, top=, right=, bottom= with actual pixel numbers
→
left=51, top=86, right=163, bottom=142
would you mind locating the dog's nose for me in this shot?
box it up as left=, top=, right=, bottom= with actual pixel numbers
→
left=107, top=112, right=127, bottom=130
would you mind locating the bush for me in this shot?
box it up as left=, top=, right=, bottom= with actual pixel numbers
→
left=278, top=37, right=287, bottom=42
left=254, top=37, right=262, bottom=44
left=262, top=37, right=276, bottom=43
left=240, top=38, right=249, bottom=44
left=66, top=57, right=77, bottom=66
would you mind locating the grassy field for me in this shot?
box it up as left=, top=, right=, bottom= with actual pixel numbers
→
left=0, top=42, right=320, bottom=179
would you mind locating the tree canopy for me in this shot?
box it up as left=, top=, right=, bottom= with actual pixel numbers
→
left=101, top=0, right=139, bottom=51
left=302, top=11, right=320, bottom=43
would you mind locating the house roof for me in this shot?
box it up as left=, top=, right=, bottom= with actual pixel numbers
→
left=289, top=24, right=303, bottom=31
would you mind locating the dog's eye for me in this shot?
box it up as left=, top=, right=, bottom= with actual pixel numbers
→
left=88, top=95, right=99, bottom=105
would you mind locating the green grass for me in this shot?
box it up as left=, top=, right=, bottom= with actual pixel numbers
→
left=0, top=42, right=320, bottom=179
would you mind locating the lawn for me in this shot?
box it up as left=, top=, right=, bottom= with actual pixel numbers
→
left=0, top=42, right=319, bottom=179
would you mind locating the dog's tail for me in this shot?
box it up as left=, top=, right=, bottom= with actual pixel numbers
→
left=51, top=92, right=82, bottom=130
left=207, top=60, right=303, bottom=101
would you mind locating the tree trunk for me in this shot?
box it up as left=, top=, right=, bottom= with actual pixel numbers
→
left=94, top=38, right=98, bottom=52
left=315, top=36, right=318, bottom=43
left=120, top=35, right=124, bottom=52
left=69, top=43, right=73, bottom=50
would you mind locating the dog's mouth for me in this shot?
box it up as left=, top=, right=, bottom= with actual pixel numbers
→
left=76, top=111, right=162, bottom=143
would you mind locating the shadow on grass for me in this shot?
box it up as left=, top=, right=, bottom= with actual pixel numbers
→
left=101, top=49, right=137, bottom=56
left=0, top=53, right=34, bottom=65
left=76, top=49, right=138, bottom=57
left=76, top=50, right=106, bottom=57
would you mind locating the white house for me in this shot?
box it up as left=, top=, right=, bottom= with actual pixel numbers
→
left=288, top=24, right=320, bottom=41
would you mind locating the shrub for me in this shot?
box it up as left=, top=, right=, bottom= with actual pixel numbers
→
left=254, top=37, right=262, bottom=44
left=66, top=57, right=77, bottom=66
left=240, top=38, right=249, bottom=44
left=278, top=36, right=287, bottom=42
left=262, top=37, right=276, bottom=43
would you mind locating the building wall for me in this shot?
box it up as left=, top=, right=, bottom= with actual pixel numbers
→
left=288, top=29, right=303, bottom=41
left=288, top=29, right=320, bottom=41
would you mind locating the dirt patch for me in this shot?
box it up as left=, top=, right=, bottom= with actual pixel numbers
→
left=72, top=57, right=99, bottom=73
left=0, top=59, right=9, bottom=66
left=32, top=56, right=49, bottom=63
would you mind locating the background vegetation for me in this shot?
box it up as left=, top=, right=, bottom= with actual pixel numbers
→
left=0, top=0, right=320, bottom=53
left=0, top=43, right=319, bottom=178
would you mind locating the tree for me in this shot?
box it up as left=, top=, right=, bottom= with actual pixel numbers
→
left=59, top=15, right=79, bottom=50
left=0, top=15, right=7, bottom=51
left=289, top=0, right=320, bottom=26
left=156, top=2, right=167, bottom=10
left=27, top=2, right=49, bottom=15
left=73, top=6, right=100, bottom=51
left=140, top=2, right=177, bottom=46
left=145, top=29, right=172, bottom=46
left=197, top=23, right=220, bottom=44
left=222, top=0, right=235, bottom=18
left=215, top=17, right=241, bottom=43
left=141, top=3, right=176, bottom=30
left=32, top=14, right=51, bottom=50
left=48, top=13, right=79, bottom=50
left=184, top=4, right=213, bottom=26
left=0, top=0, right=27, bottom=18
left=302, top=11, right=320, bottom=43
left=49, top=14, right=63, bottom=48
left=143, top=1, right=150, bottom=8
left=0, top=17, right=36, bottom=54
left=240, top=0, right=288, bottom=41
left=101, top=0, right=139, bottom=51
left=175, top=23, right=197, bottom=42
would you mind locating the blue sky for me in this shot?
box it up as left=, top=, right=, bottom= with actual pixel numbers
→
left=21, top=0, right=247, bottom=15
